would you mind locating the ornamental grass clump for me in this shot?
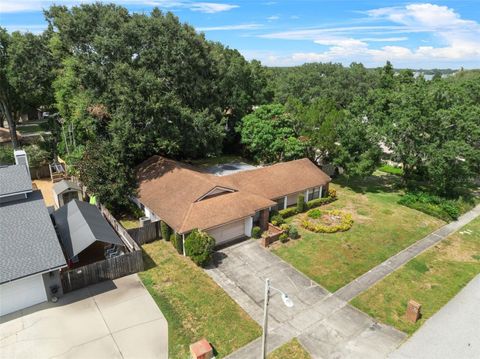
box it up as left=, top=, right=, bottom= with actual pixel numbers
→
left=302, top=209, right=353, bottom=233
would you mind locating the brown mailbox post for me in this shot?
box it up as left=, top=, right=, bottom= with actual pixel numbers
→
left=406, top=300, right=422, bottom=323
left=190, top=338, right=213, bottom=359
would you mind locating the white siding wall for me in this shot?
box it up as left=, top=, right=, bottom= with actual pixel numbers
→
left=244, top=216, right=253, bottom=237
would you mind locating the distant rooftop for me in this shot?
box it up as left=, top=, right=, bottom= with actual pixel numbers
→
left=0, top=190, right=67, bottom=284
left=0, top=164, right=32, bottom=198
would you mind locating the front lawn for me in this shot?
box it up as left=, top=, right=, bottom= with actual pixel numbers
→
left=268, top=338, right=311, bottom=359
left=139, top=240, right=261, bottom=358
left=272, top=174, right=444, bottom=292
left=351, top=217, right=480, bottom=334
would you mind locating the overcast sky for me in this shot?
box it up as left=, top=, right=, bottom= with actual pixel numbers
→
left=1, top=0, right=480, bottom=68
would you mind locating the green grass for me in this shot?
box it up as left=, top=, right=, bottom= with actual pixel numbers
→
left=16, top=122, right=49, bottom=134
left=272, top=174, right=445, bottom=292
left=139, top=240, right=261, bottom=358
left=351, top=217, right=480, bottom=335
left=378, top=164, right=404, bottom=176
left=119, top=218, right=140, bottom=229
left=268, top=338, right=311, bottom=359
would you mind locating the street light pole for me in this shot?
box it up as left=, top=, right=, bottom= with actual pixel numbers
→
left=261, top=278, right=270, bottom=359
left=260, top=278, right=294, bottom=359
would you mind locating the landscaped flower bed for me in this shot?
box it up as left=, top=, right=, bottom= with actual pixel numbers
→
left=301, top=209, right=353, bottom=233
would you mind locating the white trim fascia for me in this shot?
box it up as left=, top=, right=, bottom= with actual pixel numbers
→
left=195, top=186, right=236, bottom=202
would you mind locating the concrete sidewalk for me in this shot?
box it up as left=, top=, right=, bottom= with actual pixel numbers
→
left=0, top=274, right=168, bottom=359
left=390, top=275, right=480, bottom=359
left=335, top=204, right=480, bottom=302
left=206, top=241, right=406, bottom=359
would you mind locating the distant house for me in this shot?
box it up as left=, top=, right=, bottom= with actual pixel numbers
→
left=0, top=153, right=67, bottom=316
left=53, top=200, right=125, bottom=267
left=135, top=156, right=331, bottom=247
left=52, top=179, right=82, bottom=208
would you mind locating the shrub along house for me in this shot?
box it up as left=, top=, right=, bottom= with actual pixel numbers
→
left=135, top=156, right=331, bottom=248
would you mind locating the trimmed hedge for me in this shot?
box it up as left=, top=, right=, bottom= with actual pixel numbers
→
left=271, top=214, right=285, bottom=226
left=302, top=209, right=353, bottom=233
left=184, top=229, right=215, bottom=267
left=398, top=192, right=460, bottom=221
left=279, top=207, right=298, bottom=218
left=170, top=233, right=183, bottom=254
left=251, top=226, right=262, bottom=239
left=161, top=221, right=171, bottom=241
left=306, top=195, right=336, bottom=209
left=279, top=233, right=289, bottom=243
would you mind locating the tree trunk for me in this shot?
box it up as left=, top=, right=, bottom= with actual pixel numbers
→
left=0, top=99, right=18, bottom=148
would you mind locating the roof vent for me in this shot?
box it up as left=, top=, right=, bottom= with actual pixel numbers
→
left=14, top=149, right=30, bottom=177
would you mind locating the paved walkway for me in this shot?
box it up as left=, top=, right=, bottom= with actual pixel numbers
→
left=335, top=204, right=480, bottom=301
left=205, top=241, right=406, bottom=359
left=0, top=274, right=168, bottom=359
left=390, top=274, right=480, bottom=359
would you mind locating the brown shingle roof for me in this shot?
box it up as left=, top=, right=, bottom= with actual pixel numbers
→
left=136, top=156, right=330, bottom=234
left=218, top=158, right=331, bottom=199
left=179, top=192, right=274, bottom=233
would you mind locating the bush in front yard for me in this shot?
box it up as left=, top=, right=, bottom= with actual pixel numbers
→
left=251, top=226, right=262, bottom=239
left=302, top=209, right=353, bottom=233
left=184, top=229, right=215, bottom=267
left=279, top=233, right=289, bottom=243
left=328, top=188, right=337, bottom=198
left=306, top=195, right=336, bottom=209
left=297, top=194, right=305, bottom=212
left=398, top=192, right=460, bottom=221
left=279, top=207, right=298, bottom=218
left=161, top=221, right=171, bottom=241
left=288, top=226, right=299, bottom=239
left=271, top=214, right=285, bottom=226
left=170, top=233, right=183, bottom=254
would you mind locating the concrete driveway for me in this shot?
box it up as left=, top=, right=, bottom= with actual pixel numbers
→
left=0, top=274, right=168, bottom=359
left=205, top=240, right=406, bottom=359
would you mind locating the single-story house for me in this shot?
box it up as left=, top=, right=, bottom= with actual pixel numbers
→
left=52, top=179, right=82, bottom=208
left=135, top=156, right=331, bottom=247
left=0, top=159, right=67, bottom=316
left=53, top=200, right=125, bottom=267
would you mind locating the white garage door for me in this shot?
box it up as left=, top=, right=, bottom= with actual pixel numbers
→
left=208, top=219, right=245, bottom=245
left=0, top=274, right=47, bottom=316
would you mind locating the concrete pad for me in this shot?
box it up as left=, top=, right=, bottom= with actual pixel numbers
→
left=323, top=306, right=372, bottom=339
left=113, top=318, right=168, bottom=359
left=343, top=323, right=406, bottom=359
left=99, top=292, right=164, bottom=332
left=52, top=335, right=122, bottom=359
left=0, top=274, right=168, bottom=359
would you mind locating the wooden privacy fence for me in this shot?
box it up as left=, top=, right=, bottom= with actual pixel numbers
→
left=61, top=250, right=144, bottom=293
left=127, top=221, right=160, bottom=245
left=98, top=204, right=142, bottom=251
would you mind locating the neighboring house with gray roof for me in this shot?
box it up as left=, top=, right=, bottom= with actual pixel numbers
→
left=0, top=164, right=32, bottom=202
left=53, top=200, right=124, bottom=265
left=0, top=158, right=67, bottom=317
